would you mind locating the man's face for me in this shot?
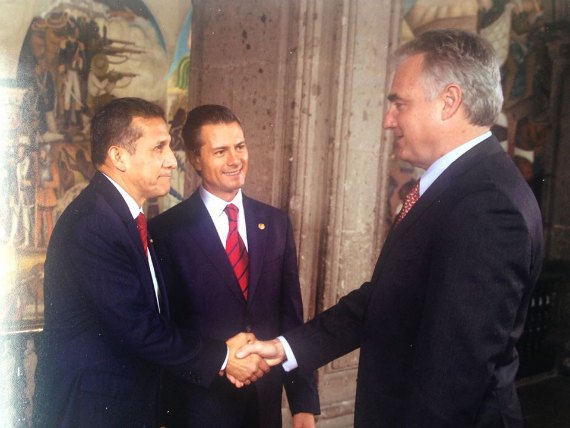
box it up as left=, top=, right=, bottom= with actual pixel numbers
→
left=121, top=116, right=177, bottom=205
left=383, top=54, right=443, bottom=170
left=190, top=121, right=248, bottom=202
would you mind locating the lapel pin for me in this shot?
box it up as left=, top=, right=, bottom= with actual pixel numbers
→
left=149, top=239, right=153, bottom=243
left=258, top=223, right=265, bottom=230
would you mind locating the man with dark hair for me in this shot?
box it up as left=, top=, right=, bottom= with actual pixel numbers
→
left=149, top=104, right=320, bottom=427
left=33, top=97, right=269, bottom=428
left=238, top=29, right=543, bottom=428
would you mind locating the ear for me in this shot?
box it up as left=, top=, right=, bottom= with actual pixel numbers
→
left=107, top=146, right=127, bottom=172
left=441, top=84, right=462, bottom=121
left=188, top=151, right=202, bottom=174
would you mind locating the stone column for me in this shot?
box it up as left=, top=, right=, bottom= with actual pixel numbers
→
left=285, top=1, right=401, bottom=424
left=188, top=0, right=402, bottom=425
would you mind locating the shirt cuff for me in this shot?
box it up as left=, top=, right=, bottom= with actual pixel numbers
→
left=277, top=336, right=298, bottom=372
left=220, top=346, right=229, bottom=371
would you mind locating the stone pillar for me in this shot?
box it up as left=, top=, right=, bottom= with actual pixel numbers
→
left=188, top=0, right=402, bottom=425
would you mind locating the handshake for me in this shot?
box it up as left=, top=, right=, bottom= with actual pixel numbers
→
left=222, top=333, right=287, bottom=388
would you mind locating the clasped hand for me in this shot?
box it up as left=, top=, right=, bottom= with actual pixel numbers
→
left=221, top=332, right=271, bottom=388
left=222, top=337, right=287, bottom=388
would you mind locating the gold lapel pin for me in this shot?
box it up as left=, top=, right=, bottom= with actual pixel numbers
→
left=258, top=223, right=265, bottom=230
left=149, top=239, right=153, bottom=243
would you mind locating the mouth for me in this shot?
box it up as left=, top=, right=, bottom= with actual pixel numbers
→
left=223, top=166, right=243, bottom=177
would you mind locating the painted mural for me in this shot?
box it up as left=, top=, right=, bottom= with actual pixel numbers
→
left=387, top=0, right=553, bottom=233
left=0, top=0, right=172, bottom=333
left=162, top=9, right=193, bottom=212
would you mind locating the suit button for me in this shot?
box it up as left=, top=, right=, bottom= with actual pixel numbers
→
left=245, top=325, right=252, bottom=332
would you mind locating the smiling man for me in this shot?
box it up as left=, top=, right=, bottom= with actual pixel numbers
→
left=148, top=105, right=320, bottom=428
left=237, top=30, right=543, bottom=428
left=32, top=98, right=268, bottom=428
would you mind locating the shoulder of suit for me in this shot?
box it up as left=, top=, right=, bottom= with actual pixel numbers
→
left=148, top=197, right=196, bottom=230
left=243, top=194, right=288, bottom=220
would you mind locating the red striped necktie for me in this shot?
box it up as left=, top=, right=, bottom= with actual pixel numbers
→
left=224, top=204, right=249, bottom=300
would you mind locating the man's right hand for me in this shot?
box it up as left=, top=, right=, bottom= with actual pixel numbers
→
left=223, top=333, right=270, bottom=388
left=236, top=338, right=286, bottom=366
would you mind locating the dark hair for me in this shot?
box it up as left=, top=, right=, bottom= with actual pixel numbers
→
left=182, top=105, right=243, bottom=155
left=90, top=97, right=165, bottom=166
left=393, top=29, right=503, bottom=127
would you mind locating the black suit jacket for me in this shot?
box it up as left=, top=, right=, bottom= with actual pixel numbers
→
left=149, top=190, right=320, bottom=427
left=32, top=172, right=227, bottom=428
left=284, top=136, right=543, bottom=427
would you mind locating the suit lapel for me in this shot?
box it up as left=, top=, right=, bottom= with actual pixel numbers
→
left=91, top=172, right=147, bottom=260
left=243, top=195, right=267, bottom=306
left=373, top=136, right=503, bottom=283
left=185, top=191, right=247, bottom=304
left=91, top=171, right=162, bottom=312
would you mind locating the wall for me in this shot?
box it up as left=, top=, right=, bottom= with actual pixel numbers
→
left=188, top=0, right=401, bottom=425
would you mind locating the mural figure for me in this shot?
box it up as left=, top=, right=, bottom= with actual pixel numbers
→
left=9, top=137, right=35, bottom=248
left=58, top=18, right=86, bottom=130
left=36, top=145, right=60, bottom=248
left=32, top=57, right=62, bottom=142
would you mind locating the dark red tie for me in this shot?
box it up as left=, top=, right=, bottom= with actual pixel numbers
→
left=395, top=180, right=420, bottom=227
left=224, top=204, right=249, bottom=300
left=136, top=213, right=148, bottom=253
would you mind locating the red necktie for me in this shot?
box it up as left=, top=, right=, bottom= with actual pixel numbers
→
left=136, top=213, right=148, bottom=253
left=395, top=180, right=420, bottom=227
left=224, top=204, right=249, bottom=300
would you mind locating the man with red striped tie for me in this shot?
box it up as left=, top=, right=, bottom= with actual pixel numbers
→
left=148, top=105, right=320, bottom=428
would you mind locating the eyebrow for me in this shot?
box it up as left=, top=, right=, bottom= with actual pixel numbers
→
left=387, top=94, right=400, bottom=102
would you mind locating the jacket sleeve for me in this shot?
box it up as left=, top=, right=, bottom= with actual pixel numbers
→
left=67, top=211, right=227, bottom=388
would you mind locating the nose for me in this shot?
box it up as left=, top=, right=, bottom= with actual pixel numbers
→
left=383, top=105, right=397, bottom=130
left=163, top=145, right=178, bottom=169
left=226, top=149, right=238, bottom=166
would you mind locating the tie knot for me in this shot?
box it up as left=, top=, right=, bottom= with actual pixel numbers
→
left=394, top=179, right=420, bottom=227
left=224, top=204, right=239, bottom=223
left=136, top=212, right=147, bottom=230
left=136, top=212, right=148, bottom=252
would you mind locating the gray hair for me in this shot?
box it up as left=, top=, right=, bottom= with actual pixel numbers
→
left=393, top=29, right=503, bottom=127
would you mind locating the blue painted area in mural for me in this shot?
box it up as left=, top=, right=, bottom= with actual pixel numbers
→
left=403, top=0, right=416, bottom=15
left=169, top=10, right=193, bottom=77
left=95, top=0, right=166, bottom=49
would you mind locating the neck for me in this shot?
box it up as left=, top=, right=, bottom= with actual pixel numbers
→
left=97, top=165, right=144, bottom=207
left=436, top=124, right=490, bottom=159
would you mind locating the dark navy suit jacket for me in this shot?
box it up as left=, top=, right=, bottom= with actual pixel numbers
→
left=284, top=136, right=543, bottom=428
left=149, top=190, right=320, bottom=427
left=33, top=172, right=227, bottom=428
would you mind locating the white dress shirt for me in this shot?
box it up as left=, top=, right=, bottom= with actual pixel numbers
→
left=278, top=131, right=492, bottom=371
left=199, top=185, right=248, bottom=250
left=103, top=174, right=161, bottom=312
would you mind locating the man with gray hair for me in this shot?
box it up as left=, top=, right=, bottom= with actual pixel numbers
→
left=237, top=29, right=543, bottom=427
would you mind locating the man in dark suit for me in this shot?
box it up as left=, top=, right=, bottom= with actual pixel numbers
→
left=237, top=29, right=544, bottom=428
left=148, top=105, right=320, bottom=428
left=32, top=98, right=269, bottom=428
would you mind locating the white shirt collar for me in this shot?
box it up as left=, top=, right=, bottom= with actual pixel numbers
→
left=102, top=173, right=143, bottom=219
left=199, top=185, right=244, bottom=219
left=419, top=131, right=492, bottom=196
